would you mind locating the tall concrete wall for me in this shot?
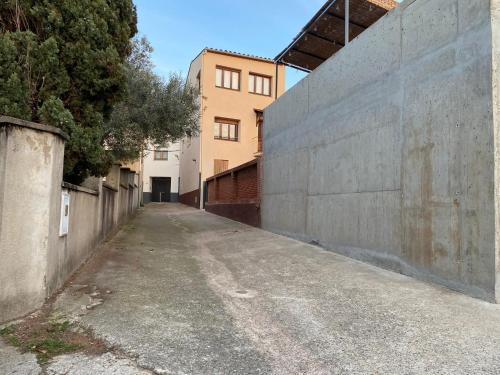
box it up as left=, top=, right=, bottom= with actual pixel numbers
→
left=0, top=117, right=140, bottom=323
left=263, top=0, right=500, bottom=301
left=492, top=0, right=500, bottom=303
left=0, top=118, right=66, bottom=322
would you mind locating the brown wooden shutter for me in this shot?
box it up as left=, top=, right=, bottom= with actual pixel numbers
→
left=214, top=159, right=229, bottom=175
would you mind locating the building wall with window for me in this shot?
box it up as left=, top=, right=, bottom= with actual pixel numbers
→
left=143, top=142, right=180, bottom=203
left=179, top=48, right=285, bottom=208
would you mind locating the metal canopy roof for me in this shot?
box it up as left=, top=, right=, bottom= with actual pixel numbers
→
left=275, top=0, right=397, bottom=72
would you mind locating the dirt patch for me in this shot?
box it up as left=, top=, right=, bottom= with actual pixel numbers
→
left=0, top=302, right=106, bottom=365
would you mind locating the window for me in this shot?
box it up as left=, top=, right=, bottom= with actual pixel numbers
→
left=216, top=66, right=240, bottom=90
left=249, top=73, right=271, bottom=96
left=154, top=149, right=168, bottom=160
left=214, top=118, right=239, bottom=141
left=214, top=159, right=229, bottom=175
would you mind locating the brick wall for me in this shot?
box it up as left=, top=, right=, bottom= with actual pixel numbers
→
left=179, top=188, right=200, bottom=209
left=206, top=159, right=261, bottom=227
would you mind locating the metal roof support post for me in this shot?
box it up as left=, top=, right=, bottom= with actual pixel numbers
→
left=275, top=63, right=279, bottom=99
left=345, top=0, right=350, bottom=45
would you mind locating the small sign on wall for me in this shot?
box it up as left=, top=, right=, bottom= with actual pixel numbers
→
left=59, top=191, right=70, bottom=236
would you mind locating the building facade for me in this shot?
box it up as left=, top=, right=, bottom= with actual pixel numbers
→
left=142, top=142, right=180, bottom=203
left=179, top=48, right=285, bottom=208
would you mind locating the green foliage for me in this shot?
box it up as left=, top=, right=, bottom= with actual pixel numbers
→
left=0, top=0, right=137, bottom=184
left=0, top=325, right=16, bottom=336
left=0, top=31, right=66, bottom=120
left=47, top=320, right=71, bottom=333
left=0, top=325, right=21, bottom=347
left=29, top=338, right=82, bottom=364
left=104, top=37, right=200, bottom=161
left=1, top=319, right=82, bottom=364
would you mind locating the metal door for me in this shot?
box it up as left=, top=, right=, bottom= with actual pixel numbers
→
left=151, top=177, right=171, bottom=202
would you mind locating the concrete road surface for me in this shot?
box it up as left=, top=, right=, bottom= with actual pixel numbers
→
left=4, top=203, right=500, bottom=374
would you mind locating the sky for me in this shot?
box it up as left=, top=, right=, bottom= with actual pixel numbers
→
left=133, top=0, right=327, bottom=90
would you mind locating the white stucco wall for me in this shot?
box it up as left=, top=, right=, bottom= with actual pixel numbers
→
left=143, top=142, right=180, bottom=194
left=179, top=52, right=203, bottom=197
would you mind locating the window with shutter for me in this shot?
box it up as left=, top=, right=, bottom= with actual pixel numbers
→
left=214, top=118, right=239, bottom=141
left=249, top=73, right=272, bottom=96
left=215, top=66, right=240, bottom=90
left=214, top=159, right=229, bottom=175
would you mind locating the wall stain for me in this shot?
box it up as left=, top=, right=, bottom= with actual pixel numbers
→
left=419, top=141, right=434, bottom=267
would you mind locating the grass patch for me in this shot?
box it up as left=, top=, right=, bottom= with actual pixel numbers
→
left=1, top=325, right=20, bottom=347
left=0, top=325, right=15, bottom=336
left=0, top=316, right=105, bottom=364
left=27, top=338, right=82, bottom=364
left=47, top=320, right=71, bottom=333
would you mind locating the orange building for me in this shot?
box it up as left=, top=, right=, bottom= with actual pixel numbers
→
left=179, top=48, right=285, bottom=208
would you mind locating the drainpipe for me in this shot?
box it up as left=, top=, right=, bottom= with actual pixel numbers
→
left=345, top=0, right=350, bottom=45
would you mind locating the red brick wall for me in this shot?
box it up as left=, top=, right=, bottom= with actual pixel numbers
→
left=205, top=159, right=261, bottom=227
left=205, top=203, right=260, bottom=227
left=179, top=189, right=200, bottom=209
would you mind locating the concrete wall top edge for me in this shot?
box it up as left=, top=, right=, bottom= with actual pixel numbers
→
left=0, top=116, right=69, bottom=141
left=62, top=181, right=99, bottom=196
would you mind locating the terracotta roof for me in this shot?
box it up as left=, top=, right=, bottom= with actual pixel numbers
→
left=205, top=48, right=276, bottom=64
left=275, top=0, right=397, bottom=72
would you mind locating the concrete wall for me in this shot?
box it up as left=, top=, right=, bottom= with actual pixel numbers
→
left=0, top=117, right=140, bottom=323
left=263, top=0, right=500, bottom=302
left=47, top=183, right=102, bottom=292
left=0, top=117, right=66, bottom=322
left=492, top=0, right=500, bottom=303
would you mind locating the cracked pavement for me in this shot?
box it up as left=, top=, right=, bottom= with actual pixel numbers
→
left=3, top=203, right=500, bottom=374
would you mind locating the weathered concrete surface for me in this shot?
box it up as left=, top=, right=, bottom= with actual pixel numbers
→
left=0, top=118, right=66, bottom=323
left=0, top=338, right=151, bottom=375
left=0, top=117, right=141, bottom=324
left=263, top=0, right=500, bottom=301
left=0, top=339, right=41, bottom=375
left=49, top=204, right=500, bottom=374
left=46, top=353, right=151, bottom=375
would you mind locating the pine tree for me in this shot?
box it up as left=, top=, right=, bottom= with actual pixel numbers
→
left=0, top=0, right=137, bottom=184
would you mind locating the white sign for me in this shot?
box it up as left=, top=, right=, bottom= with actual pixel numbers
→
left=59, top=191, right=70, bottom=236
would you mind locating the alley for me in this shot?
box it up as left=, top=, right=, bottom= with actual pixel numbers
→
left=17, top=204, right=500, bottom=374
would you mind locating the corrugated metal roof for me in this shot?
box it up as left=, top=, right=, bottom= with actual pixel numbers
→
left=275, top=0, right=397, bottom=72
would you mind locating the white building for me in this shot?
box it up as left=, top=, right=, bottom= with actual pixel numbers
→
left=142, top=142, right=180, bottom=203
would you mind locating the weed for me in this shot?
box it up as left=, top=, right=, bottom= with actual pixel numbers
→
left=6, top=334, right=21, bottom=347
left=0, top=325, right=15, bottom=336
left=1, top=325, right=20, bottom=347
left=47, top=320, right=71, bottom=333
left=28, top=338, right=82, bottom=364
left=1, top=315, right=104, bottom=365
